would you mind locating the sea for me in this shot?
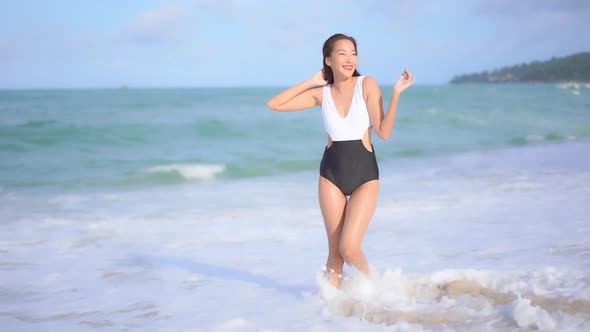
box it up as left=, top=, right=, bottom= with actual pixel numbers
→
left=1, top=82, right=589, bottom=331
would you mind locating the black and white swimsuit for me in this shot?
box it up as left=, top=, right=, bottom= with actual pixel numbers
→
left=319, top=76, right=379, bottom=196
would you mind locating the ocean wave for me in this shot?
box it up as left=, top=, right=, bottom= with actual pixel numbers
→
left=556, top=82, right=584, bottom=90
left=318, top=266, right=587, bottom=330
left=144, top=163, right=226, bottom=181
left=509, top=133, right=569, bottom=146
left=0, top=119, right=58, bottom=128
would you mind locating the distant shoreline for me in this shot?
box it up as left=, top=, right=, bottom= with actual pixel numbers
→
left=450, top=52, right=590, bottom=84
left=2, top=82, right=590, bottom=92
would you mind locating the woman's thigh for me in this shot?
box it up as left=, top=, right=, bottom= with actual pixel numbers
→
left=340, top=180, right=379, bottom=247
left=318, top=176, right=347, bottom=249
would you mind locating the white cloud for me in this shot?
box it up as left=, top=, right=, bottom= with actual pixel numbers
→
left=124, top=7, right=183, bottom=43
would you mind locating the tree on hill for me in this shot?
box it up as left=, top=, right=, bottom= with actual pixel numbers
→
left=450, top=52, right=590, bottom=83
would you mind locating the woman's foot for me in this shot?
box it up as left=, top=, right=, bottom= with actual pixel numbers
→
left=323, top=265, right=344, bottom=288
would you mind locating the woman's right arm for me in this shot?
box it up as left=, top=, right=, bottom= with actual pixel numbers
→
left=267, top=71, right=327, bottom=112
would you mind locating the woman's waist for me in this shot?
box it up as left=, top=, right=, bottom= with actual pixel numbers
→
left=323, top=139, right=375, bottom=155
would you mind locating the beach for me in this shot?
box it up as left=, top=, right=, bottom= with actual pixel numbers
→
left=1, top=84, right=589, bottom=331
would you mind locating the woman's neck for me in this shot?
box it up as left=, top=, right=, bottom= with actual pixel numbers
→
left=331, top=76, right=357, bottom=91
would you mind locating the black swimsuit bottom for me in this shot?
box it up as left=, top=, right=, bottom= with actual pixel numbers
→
left=320, top=139, right=379, bottom=196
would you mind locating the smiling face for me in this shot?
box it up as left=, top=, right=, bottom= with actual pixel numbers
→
left=325, top=39, right=358, bottom=80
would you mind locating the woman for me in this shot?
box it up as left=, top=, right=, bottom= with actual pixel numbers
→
left=267, top=33, right=415, bottom=288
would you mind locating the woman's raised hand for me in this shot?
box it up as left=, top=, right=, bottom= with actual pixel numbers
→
left=310, top=69, right=328, bottom=87
left=393, top=68, right=416, bottom=95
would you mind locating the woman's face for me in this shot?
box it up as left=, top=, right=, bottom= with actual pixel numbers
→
left=325, top=39, right=358, bottom=79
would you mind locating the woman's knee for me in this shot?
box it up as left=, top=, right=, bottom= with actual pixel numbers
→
left=339, top=242, right=361, bottom=262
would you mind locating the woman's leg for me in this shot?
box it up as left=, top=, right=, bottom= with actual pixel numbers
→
left=339, top=180, right=379, bottom=274
left=318, top=176, right=348, bottom=287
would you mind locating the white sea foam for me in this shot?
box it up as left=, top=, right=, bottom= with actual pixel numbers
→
left=557, top=82, right=582, bottom=90
left=144, top=163, right=225, bottom=180
left=211, top=318, right=255, bottom=332
left=317, top=266, right=588, bottom=329
left=513, top=298, right=556, bottom=329
left=526, top=134, right=544, bottom=141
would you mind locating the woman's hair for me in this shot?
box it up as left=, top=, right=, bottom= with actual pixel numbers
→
left=322, top=33, right=361, bottom=84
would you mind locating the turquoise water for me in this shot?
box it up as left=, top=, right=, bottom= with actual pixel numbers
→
left=1, top=84, right=589, bottom=192
left=2, top=84, right=590, bottom=331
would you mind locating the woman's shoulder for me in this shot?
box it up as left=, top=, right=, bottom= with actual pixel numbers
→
left=360, top=75, right=377, bottom=84
left=360, top=75, right=380, bottom=94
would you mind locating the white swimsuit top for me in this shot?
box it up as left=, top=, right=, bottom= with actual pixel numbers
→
left=321, top=76, right=370, bottom=141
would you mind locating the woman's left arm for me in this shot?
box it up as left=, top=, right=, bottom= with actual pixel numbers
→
left=365, top=69, right=415, bottom=140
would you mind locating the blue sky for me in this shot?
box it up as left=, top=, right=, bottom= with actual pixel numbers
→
left=1, top=0, right=589, bottom=88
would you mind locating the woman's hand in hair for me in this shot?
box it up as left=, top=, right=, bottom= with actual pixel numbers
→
left=310, top=69, right=328, bottom=87
left=393, top=68, right=416, bottom=95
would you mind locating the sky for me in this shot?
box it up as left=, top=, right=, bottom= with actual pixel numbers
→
left=0, top=0, right=589, bottom=88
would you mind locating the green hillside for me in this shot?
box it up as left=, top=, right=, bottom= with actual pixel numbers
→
left=450, top=52, right=590, bottom=83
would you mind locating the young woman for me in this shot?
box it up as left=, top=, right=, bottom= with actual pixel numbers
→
left=267, top=33, right=415, bottom=287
